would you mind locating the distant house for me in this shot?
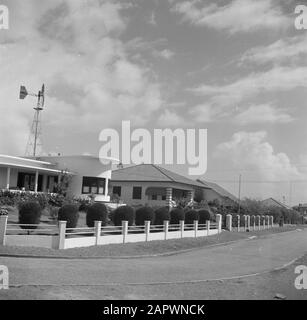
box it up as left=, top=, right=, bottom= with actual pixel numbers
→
left=0, top=154, right=117, bottom=202
left=261, top=198, right=290, bottom=210
left=197, top=179, right=238, bottom=207
left=109, top=164, right=210, bottom=207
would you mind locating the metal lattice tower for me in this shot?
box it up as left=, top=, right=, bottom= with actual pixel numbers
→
left=20, top=84, right=45, bottom=157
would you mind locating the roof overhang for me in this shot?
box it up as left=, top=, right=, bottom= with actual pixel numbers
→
left=0, top=162, right=75, bottom=175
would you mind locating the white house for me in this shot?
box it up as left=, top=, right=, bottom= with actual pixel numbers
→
left=0, top=154, right=118, bottom=202
left=109, top=164, right=210, bottom=207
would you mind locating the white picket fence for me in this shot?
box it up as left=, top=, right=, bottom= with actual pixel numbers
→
left=0, top=215, right=222, bottom=250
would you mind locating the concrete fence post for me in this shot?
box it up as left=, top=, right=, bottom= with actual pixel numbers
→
left=247, top=215, right=251, bottom=230
left=266, top=216, right=270, bottom=229
left=271, top=216, right=274, bottom=228
left=237, top=215, right=240, bottom=232
left=252, top=215, right=255, bottom=231
left=0, top=215, right=8, bottom=246
left=257, top=215, right=261, bottom=230
left=262, top=216, right=266, bottom=230
left=243, top=215, right=247, bottom=232
left=145, top=221, right=151, bottom=242
left=206, top=220, right=210, bottom=236
left=216, top=214, right=222, bottom=234
left=226, top=214, right=232, bottom=232
left=122, top=221, right=128, bottom=244
left=194, top=220, right=198, bottom=238
left=94, top=221, right=101, bottom=245
left=164, top=220, right=169, bottom=240
left=180, top=220, right=185, bottom=238
left=58, top=221, right=67, bottom=250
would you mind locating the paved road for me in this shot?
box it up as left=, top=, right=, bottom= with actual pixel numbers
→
left=1, top=229, right=307, bottom=286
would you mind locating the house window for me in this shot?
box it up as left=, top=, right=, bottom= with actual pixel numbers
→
left=82, top=177, right=105, bottom=195
left=132, top=186, right=142, bottom=200
left=151, top=194, right=158, bottom=200
left=162, top=195, right=166, bottom=201
left=113, top=186, right=122, bottom=197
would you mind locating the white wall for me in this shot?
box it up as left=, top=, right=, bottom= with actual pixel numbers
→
left=0, top=167, right=18, bottom=189
left=41, top=156, right=112, bottom=201
left=6, top=235, right=59, bottom=249
left=109, top=181, right=192, bottom=206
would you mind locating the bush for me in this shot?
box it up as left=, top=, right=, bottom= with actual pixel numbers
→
left=58, top=204, right=79, bottom=228
left=170, top=208, right=185, bottom=224
left=154, top=207, right=170, bottom=225
left=18, top=201, right=42, bottom=229
left=135, top=206, right=155, bottom=226
left=198, top=209, right=211, bottom=224
left=112, top=205, right=135, bottom=226
left=86, top=203, right=108, bottom=227
left=185, top=209, right=199, bottom=224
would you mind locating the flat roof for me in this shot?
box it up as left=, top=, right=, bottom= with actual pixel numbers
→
left=0, top=162, right=64, bottom=174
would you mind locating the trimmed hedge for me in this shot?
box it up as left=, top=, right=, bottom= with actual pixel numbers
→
left=112, top=205, right=135, bottom=226
left=58, top=204, right=79, bottom=229
left=18, top=201, right=42, bottom=229
left=135, top=206, right=155, bottom=225
left=86, top=203, right=108, bottom=227
left=198, top=209, right=211, bottom=224
left=154, top=207, right=170, bottom=225
left=185, top=209, right=199, bottom=224
left=170, top=208, right=185, bottom=224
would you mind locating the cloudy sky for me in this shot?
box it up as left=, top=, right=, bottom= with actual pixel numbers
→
left=1, top=0, right=307, bottom=205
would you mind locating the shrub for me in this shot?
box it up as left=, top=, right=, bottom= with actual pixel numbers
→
left=86, top=203, right=108, bottom=227
left=18, top=201, right=42, bottom=229
left=58, top=204, right=79, bottom=228
left=170, top=208, right=185, bottom=224
left=185, top=209, right=199, bottom=224
left=135, top=206, right=155, bottom=225
left=153, top=207, right=170, bottom=225
left=112, top=205, right=135, bottom=226
left=198, top=209, right=211, bottom=224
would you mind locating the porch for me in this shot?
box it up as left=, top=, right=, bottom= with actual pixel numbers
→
left=0, top=155, right=63, bottom=193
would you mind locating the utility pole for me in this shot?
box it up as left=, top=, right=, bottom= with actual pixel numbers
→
left=238, top=174, right=242, bottom=215
left=289, top=180, right=293, bottom=207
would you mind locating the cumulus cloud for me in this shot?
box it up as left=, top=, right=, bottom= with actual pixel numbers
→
left=0, top=0, right=163, bottom=155
left=157, top=109, right=186, bottom=127
left=172, top=0, right=290, bottom=34
left=240, top=35, right=307, bottom=65
left=188, top=104, right=217, bottom=123
left=214, top=131, right=299, bottom=180
left=191, top=66, right=307, bottom=107
left=153, top=49, right=175, bottom=60
left=234, top=104, right=293, bottom=124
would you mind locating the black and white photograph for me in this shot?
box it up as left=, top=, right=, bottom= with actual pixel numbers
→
left=0, top=0, right=307, bottom=310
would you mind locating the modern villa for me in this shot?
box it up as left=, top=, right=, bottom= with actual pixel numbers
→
left=0, top=154, right=118, bottom=202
